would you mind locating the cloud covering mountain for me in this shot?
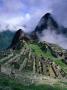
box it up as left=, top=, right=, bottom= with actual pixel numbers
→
left=0, top=0, right=67, bottom=49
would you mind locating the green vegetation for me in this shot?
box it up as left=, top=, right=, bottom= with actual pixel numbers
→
left=0, top=40, right=67, bottom=90
left=0, top=74, right=67, bottom=90
left=0, top=30, right=14, bottom=49
left=54, top=59, right=67, bottom=73
left=29, top=42, right=67, bottom=72
left=29, top=43, right=53, bottom=59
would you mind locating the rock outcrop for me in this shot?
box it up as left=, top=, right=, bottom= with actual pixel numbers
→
left=10, top=29, right=30, bottom=49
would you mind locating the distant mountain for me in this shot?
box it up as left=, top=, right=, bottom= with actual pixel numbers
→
left=0, top=30, right=14, bottom=49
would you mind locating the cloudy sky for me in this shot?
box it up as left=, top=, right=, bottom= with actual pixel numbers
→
left=0, top=0, right=67, bottom=31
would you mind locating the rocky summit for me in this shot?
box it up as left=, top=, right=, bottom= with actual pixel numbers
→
left=31, top=13, right=67, bottom=38
left=9, top=29, right=31, bottom=49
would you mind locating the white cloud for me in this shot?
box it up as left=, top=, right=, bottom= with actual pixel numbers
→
left=39, top=29, right=67, bottom=49
left=0, top=0, right=67, bottom=31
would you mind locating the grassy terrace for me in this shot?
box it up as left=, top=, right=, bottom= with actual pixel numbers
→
left=29, top=42, right=67, bottom=73
left=29, top=43, right=53, bottom=58
left=54, top=59, right=67, bottom=73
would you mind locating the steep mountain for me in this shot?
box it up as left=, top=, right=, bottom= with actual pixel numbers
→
left=35, top=13, right=59, bottom=33
left=31, top=13, right=59, bottom=38
left=31, top=13, right=67, bottom=39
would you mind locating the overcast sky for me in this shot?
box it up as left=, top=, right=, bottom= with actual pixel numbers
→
left=0, top=0, right=67, bottom=31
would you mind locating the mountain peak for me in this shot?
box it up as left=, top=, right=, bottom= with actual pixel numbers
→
left=34, top=13, right=59, bottom=34
left=9, top=29, right=31, bottom=49
left=42, top=13, right=51, bottom=19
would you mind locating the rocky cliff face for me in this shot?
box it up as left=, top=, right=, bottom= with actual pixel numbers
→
left=10, top=29, right=31, bottom=49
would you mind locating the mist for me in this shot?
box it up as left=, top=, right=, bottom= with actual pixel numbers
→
left=39, top=29, right=67, bottom=49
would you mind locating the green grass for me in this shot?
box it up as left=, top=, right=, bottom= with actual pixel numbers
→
left=0, top=73, right=67, bottom=90
left=29, top=43, right=67, bottom=72
left=29, top=44, right=43, bottom=56
left=29, top=43, right=53, bottom=59
left=54, top=59, right=67, bottom=73
left=29, top=42, right=67, bottom=75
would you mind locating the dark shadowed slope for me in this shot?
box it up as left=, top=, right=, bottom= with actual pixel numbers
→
left=10, top=29, right=31, bottom=49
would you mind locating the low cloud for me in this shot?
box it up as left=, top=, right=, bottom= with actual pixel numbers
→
left=39, top=29, right=67, bottom=49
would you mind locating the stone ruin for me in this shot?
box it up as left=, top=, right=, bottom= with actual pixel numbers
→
left=0, top=41, right=67, bottom=80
